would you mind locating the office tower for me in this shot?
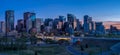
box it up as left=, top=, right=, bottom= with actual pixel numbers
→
left=57, top=21, right=62, bottom=29
left=44, top=18, right=53, bottom=33
left=67, top=14, right=74, bottom=23
left=110, top=25, right=118, bottom=34
left=57, top=16, right=66, bottom=30
left=64, top=22, right=74, bottom=35
left=73, top=19, right=77, bottom=30
left=67, top=14, right=76, bottom=27
left=24, top=12, right=36, bottom=32
left=0, top=21, right=5, bottom=33
left=44, top=18, right=53, bottom=26
left=59, top=16, right=66, bottom=22
left=95, top=22, right=105, bottom=34
left=68, top=24, right=74, bottom=35
left=75, top=19, right=82, bottom=31
left=5, top=10, right=14, bottom=32
left=88, top=17, right=94, bottom=32
left=31, top=13, right=36, bottom=28
left=64, top=22, right=70, bottom=32
left=26, top=18, right=32, bottom=33
left=53, top=18, right=59, bottom=29
left=36, top=18, right=41, bottom=33
left=67, top=14, right=75, bottom=23
left=41, top=25, right=45, bottom=33
left=24, top=12, right=31, bottom=29
left=83, top=15, right=90, bottom=33
left=16, top=19, right=24, bottom=33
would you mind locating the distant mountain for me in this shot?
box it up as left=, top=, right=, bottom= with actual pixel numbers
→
left=103, top=21, right=120, bottom=29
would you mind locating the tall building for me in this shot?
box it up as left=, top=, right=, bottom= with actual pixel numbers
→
left=64, top=22, right=74, bottom=35
left=24, top=12, right=36, bottom=32
left=5, top=10, right=14, bottom=32
left=53, top=18, right=59, bottom=29
left=95, top=22, right=105, bottom=34
left=16, top=19, right=24, bottom=33
left=58, top=16, right=66, bottom=30
left=110, top=25, right=118, bottom=34
left=67, top=14, right=75, bottom=23
left=59, top=16, right=66, bottom=22
left=24, top=12, right=31, bottom=29
left=83, top=15, right=90, bottom=33
left=44, top=18, right=53, bottom=26
left=67, top=14, right=76, bottom=29
left=26, top=18, right=32, bottom=33
left=73, top=19, right=77, bottom=30
left=74, top=19, right=82, bottom=31
left=57, top=21, right=62, bottom=29
left=0, top=21, right=5, bottom=33
left=88, top=17, right=95, bottom=33
left=36, top=18, right=41, bottom=33
left=31, top=13, right=36, bottom=28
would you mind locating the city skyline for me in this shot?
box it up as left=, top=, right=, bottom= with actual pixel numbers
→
left=1, top=10, right=120, bottom=29
left=0, top=0, right=120, bottom=55
left=0, top=0, right=120, bottom=22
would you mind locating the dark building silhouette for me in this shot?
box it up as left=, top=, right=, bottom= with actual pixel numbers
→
left=95, top=22, right=105, bottom=34
left=5, top=10, right=14, bottom=32
left=24, top=12, right=31, bottom=30
left=24, top=12, right=36, bottom=32
left=67, top=14, right=76, bottom=31
left=16, top=19, right=24, bottom=33
left=83, top=15, right=90, bottom=33
left=110, top=25, right=119, bottom=34
left=59, top=16, right=66, bottom=22
left=67, top=14, right=75, bottom=23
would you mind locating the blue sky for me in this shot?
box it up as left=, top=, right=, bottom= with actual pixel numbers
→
left=0, top=0, right=120, bottom=23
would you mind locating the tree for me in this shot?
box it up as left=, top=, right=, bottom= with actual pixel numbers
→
left=44, top=38, right=56, bottom=44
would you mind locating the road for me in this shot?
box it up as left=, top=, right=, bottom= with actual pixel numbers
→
left=66, top=46, right=88, bottom=55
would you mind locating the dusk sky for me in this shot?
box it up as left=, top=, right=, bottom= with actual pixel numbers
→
left=0, top=0, right=120, bottom=23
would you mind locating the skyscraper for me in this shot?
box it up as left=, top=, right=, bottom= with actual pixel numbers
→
left=57, top=21, right=62, bottom=29
left=83, top=15, right=90, bottom=33
left=26, top=18, right=32, bottom=33
left=16, top=19, right=24, bottom=33
left=67, top=14, right=76, bottom=29
left=36, top=18, right=41, bottom=33
left=53, top=18, right=59, bottom=29
left=30, top=13, right=36, bottom=28
left=88, top=17, right=94, bottom=33
left=24, top=12, right=31, bottom=29
left=95, top=22, right=105, bottom=34
left=24, top=12, right=36, bottom=32
left=67, top=14, right=75, bottom=23
left=44, top=18, right=53, bottom=26
left=58, top=16, right=66, bottom=30
left=59, top=16, right=66, bottom=22
left=5, top=10, right=14, bottom=32
left=75, top=19, right=82, bottom=31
